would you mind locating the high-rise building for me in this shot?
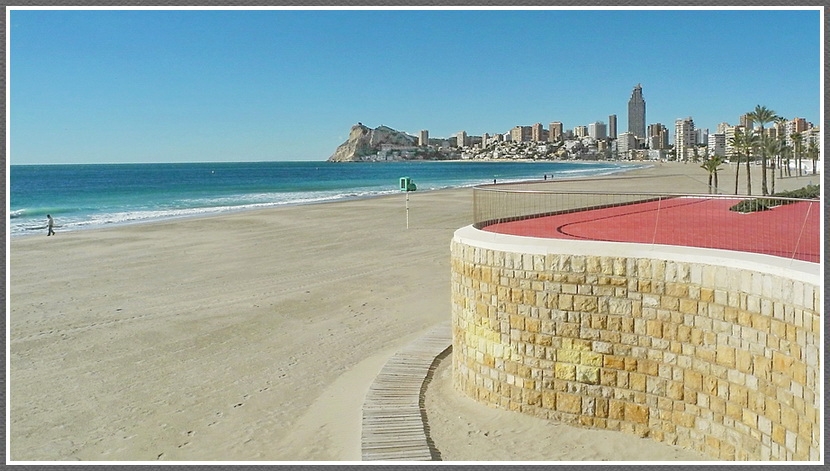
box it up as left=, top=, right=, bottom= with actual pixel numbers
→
left=708, top=133, right=726, bottom=157
left=608, top=114, right=617, bottom=139
left=674, top=117, right=696, bottom=161
left=456, top=130, right=468, bottom=147
left=510, top=126, right=532, bottom=142
left=532, top=123, right=544, bottom=142
left=574, top=126, right=588, bottom=138
left=724, top=125, right=739, bottom=159
left=648, top=123, right=669, bottom=150
left=549, top=122, right=563, bottom=142
left=695, top=128, right=709, bottom=146
left=617, top=132, right=638, bottom=158
left=588, top=121, right=607, bottom=140
left=785, top=117, right=810, bottom=148
left=627, top=84, right=646, bottom=139
left=740, top=114, right=754, bottom=130
left=419, top=130, right=429, bottom=147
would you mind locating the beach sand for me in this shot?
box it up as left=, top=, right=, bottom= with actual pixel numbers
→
left=8, top=161, right=819, bottom=462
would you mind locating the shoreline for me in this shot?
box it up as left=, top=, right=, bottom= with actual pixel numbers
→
left=10, top=160, right=650, bottom=239
left=8, top=161, right=821, bottom=462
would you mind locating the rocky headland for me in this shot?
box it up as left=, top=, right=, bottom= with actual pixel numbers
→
left=327, top=123, right=454, bottom=162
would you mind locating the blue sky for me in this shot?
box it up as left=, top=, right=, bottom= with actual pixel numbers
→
left=8, top=8, right=823, bottom=164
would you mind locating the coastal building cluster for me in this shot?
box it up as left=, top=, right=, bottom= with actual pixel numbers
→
left=390, top=84, right=820, bottom=168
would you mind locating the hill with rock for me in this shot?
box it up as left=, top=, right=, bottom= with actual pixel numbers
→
left=328, top=123, right=434, bottom=162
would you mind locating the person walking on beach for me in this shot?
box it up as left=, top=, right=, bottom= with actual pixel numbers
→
left=46, top=214, right=55, bottom=236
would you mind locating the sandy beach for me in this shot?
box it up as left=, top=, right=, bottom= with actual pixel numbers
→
left=8, top=161, right=819, bottom=462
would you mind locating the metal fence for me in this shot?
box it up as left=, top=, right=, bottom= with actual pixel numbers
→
left=472, top=186, right=820, bottom=263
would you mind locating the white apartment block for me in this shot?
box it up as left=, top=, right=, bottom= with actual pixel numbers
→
left=456, top=130, right=468, bottom=147
left=617, top=132, right=638, bottom=157
left=588, top=121, right=607, bottom=140
left=695, top=128, right=709, bottom=146
left=674, top=117, right=695, bottom=161
left=708, top=133, right=726, bottom=157
left=723, top=125, right=737, bottom=159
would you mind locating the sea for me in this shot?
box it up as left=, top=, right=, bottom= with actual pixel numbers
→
left=9, top=160, right=644, bottom=237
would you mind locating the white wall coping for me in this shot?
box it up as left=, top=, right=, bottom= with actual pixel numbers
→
left=453, top=225, right=820, bottom=286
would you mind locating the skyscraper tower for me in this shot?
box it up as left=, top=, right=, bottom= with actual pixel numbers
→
left=628, top=84, right=646, bottom=139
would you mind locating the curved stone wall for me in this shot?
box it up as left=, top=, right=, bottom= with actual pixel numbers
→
left=450, top=225, right=821, bottom=461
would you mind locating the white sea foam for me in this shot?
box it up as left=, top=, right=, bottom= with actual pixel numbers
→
left=9, top=161, right=641, bottom=237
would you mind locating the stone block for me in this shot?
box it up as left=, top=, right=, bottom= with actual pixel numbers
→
left=581, top=351, right=603, bottom=367
left=559, top=294, right=574, bottom=310
left=684, top=370, right=702, bottom=391
left=573, top=295, right=598, bottom=313
left=772, top=351, right=793, bottom=374
left=556, top=392, right=582, bottom=414
left=679, top=298, right=698, bottom=315
left=526, top=317, right=541, bottom=333
left=667, top=381, right=684, bottom=400
left=600, top=368, right=617, bottom=386
left=557, top=322, right=580, bottom=339
left=666, top=283, right=688, bottom=298
left=576, top=365, right=600, bottom=385
left=558, top=349, right=581, bottom=364
left=716, top=345, right=735, bottom=368
left=555, top=363, right=576, bottom=381
left=625, top=403, right=649, bottom=424
left=604, top=355, right=625, bottom=370
left=780, top=406, right=798, bottom=431
left=608, top=399, right=625, bottom=420
left=660, top=296, right=680, bottom=311
left=645, top=319, right=662, bottom=337
left=542, top=390, right=556, bottom=409
left=630, top=372, right=646, bottom=392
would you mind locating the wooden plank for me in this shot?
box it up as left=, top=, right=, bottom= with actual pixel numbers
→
left=360, top=321, right=451, bottom=461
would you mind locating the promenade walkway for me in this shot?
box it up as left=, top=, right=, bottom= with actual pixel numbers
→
left=361, top=321, right=451, bottom=461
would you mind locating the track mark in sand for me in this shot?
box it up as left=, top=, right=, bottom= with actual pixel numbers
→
left=11, top=311, right=161, bottom=344
left=12, top=264, right=398, bottom=344
left=207, top=411, right=223, bottom=427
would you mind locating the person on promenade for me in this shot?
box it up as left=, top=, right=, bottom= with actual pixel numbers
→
left=46, top=214, right=55, bottom=236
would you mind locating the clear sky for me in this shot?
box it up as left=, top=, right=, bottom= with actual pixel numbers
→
left=8, top=7, right=823, bottom=164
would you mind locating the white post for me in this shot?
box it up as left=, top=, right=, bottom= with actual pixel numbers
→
left=406, top=191, right=410, bottom=229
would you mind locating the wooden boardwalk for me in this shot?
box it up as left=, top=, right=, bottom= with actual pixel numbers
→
left=361, top=321, right=452, bottom=461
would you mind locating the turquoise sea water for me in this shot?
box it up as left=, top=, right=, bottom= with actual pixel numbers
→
left=9, top=160, right=643, bottom=236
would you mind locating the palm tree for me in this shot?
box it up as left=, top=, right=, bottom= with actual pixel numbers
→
left=747, top=105, right=778, bottom=195
left=761, top=136, right=782, bottom=194
left=774, top=116, right=788, bottom=178
left=744, top=130, right=759, bottom=195
left=730, top=128, right=759, bottom=195
left=780, top=144, right=792, bottom=177
left=730, top=131, right=743, bottom=195
left=791, top=132, right=804, bottom=177
left=807, top=139, right=819, bottom=175
left=700, top=156, right=725, bottom=193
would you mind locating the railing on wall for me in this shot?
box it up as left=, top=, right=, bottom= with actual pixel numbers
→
left=472, top=186, right=820, bottom=263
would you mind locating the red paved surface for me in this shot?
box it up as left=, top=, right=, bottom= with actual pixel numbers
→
left=484, top=197, right=820, bottom=263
